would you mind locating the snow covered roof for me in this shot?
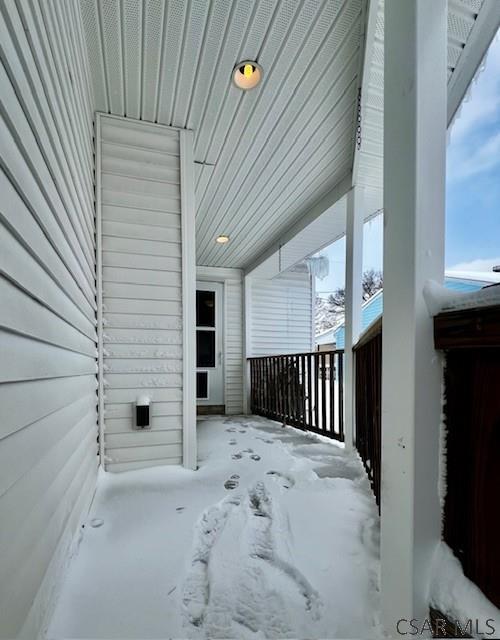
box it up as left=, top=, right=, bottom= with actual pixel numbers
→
left=315, top=326, right=338, bottom=346
left=316, top=271, right=500, bottom=347
left=444, top=270, right=500, bottom=285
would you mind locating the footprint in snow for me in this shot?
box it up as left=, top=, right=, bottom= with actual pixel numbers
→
left=243, top=448, right=253, bottom=453
left=232, top=452, right=243, bottom=460
left=266, top=470, right=295, bottom=489
left=182, top=495, right=241, bottom=629
left=226, top=427, right=236, bottom=433
left=176, top=506, right=185, bottom=512
left=228, top=439, right=237, bottom=445
left=230, top=474, right=240, bottom=480
left=224, top=478, right=239, bottom=490
left=250, top=454, right=261, bottom=461
left=245, top=483, right=322, bottom=619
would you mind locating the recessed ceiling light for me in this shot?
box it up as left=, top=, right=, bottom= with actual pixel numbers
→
left=232, top=61, right=263, bottom=90
left=216, top=235, right=230, bottom=244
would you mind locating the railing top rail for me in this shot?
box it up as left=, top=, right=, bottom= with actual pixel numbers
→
left=247, top=349, right=344, bottom=360
left=353, top=316, right=382, bottom=351
left=434, top=303, right=500, bottom=350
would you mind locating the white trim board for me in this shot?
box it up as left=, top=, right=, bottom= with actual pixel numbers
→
left=180, top=129, right=197, bottom=469
left=95, top=114, right=105, bottom=467
left=196, top=266, right=244, bottom=415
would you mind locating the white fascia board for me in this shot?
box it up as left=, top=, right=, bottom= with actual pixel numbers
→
left=352, top=0, right=380, bottom=186
left=244, top=171, right=353, bottom=276
left=447, top=0, right=500, bottom=126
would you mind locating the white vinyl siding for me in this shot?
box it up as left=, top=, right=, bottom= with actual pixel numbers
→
left=99, top=115, right=184, bottom=472
left=196, top=267, right=244, bottom=415
left=249, top=271, right=314, bottom=357
left=0, top=2, right=97, bottom=637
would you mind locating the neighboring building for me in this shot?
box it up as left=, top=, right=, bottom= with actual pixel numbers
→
left=316, top=272, right=500, bottom=350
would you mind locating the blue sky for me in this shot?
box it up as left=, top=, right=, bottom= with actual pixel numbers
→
left=446, top=30, right=500, bottom=271
left=316, top=30, right=500, bottom=296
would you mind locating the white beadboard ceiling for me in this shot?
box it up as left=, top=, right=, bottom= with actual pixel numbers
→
left=80, top=0, right=365, bottom=269
left=79, top=0, right=499, bottom=271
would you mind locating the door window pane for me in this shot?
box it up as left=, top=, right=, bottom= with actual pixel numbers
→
left=197, top=330, right=215, bottom=367
left=196, top=290, right=215, bottom=327
left=197, top=372, right=208, bottom=399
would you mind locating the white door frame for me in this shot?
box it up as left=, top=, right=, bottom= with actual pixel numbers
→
left=196, top=281, right=225, bottom=407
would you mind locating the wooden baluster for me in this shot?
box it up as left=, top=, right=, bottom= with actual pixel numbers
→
left=307, top=354, right=314, bottom=427
left=276, top=357, right=283, bottom=420
left=264, top=358, right=270, bottom=416
left=300, top=354, right=306, bottom=428
left=330, top=352, right=335, bottom=437
left=314, top=353, right=319, bottom=430
left=271, top=357, right=276, bottom=419
left=277, top=357, right=282, bottom=422
left=259, top=358, right=264, bottom=413
left=250, top=360, right=255, bottom=413
left=338, top=352, right=344, bottom=441
left=256, top=359, right=260, bottom=413
left=321, top=353, right=327, bottom=435
left=292, top=355, right=298, bottom=426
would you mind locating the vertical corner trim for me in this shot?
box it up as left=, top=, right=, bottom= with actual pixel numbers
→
left=95, top=113, right=105, bottom=468
left=180, top=129, right=197, bottom=469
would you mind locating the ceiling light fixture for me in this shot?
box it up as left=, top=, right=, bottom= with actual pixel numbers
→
left=216, top=235, right=230, bottom=244
left=232, top=60, right=263, bottom=90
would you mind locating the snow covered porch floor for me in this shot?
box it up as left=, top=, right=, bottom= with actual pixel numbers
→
left=48, top=416, right=381, bottom=639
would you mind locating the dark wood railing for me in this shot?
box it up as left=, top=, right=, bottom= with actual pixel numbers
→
left=249, top=350, right=344, bottom=441
left=434, top=303, right=500, bottom=609
left=354, top=318, right=382, bottom=508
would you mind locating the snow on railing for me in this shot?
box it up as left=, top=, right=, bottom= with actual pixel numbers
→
left=424, top=280, right=500, bottom=317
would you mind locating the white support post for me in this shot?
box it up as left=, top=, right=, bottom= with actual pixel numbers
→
left=343, top=186, right=364, bottom=449
left=381, top=0, right=447, bottom=635
left=243, top=274, right=252, bottom=414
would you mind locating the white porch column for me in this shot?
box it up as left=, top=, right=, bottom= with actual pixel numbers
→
left=381, top=0, right=447, bottom=635
left=343, top=186, right=363, bottom=449
left=243, top=274, right=252, bottom=415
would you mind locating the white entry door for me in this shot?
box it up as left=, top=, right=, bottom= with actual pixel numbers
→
left=196, top=282, right=224, bottom=407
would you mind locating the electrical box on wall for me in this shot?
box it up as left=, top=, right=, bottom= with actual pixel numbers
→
left=135, top=395, right=150, bottom=429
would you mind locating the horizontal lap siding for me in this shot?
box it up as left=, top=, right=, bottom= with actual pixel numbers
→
left=99, top=116, right=183, bottom=471
left=249, top=272, right=314, bottom=356
left=0, top=2, right=97, bottom=637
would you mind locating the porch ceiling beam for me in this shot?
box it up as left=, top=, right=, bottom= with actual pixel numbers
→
left=447, top=0, right=500, bottom=126
left=244, top=171, right=353, bottom=276
left=352, top=0, right=380, bottom=187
